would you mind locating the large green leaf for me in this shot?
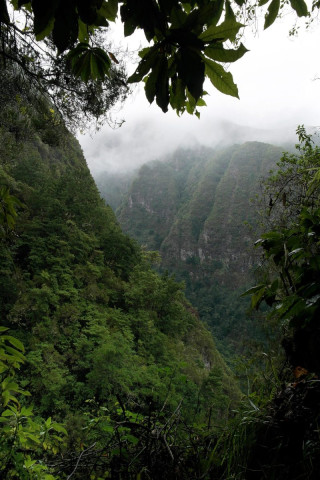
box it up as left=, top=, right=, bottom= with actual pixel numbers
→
left=206, top=0, right=225, bottom=27
left=225, top=0, right=236, bottom=22
left=177, top=47, right=204, bottom=101
left=67, top=42, right=90, bottom=60
left=91, top=48, right=111, bottom=79
left=200, top=20, right=244, bottom=43
left=35, top=17, right=54, bottom=41
left=99, top=0, right=118, bottom=22
left=78, top=19, right=89, bottom=43
left=264, top=0, right=280, bottom=29
left=32, top=0, right=59, bottom=38
left=180, top=0, right=225, bottom=30
left=170, top=77, right=186, bottom=112
left=241, top=284, right=268, bottom=309
left=145, top=60, right=161, bottom=104
left=170, top=4, right=187, bottom=28
left=166, top=28, right=204, bottom=49
left=4, top=345, right=25, bottom=361
left=2, top=335, right=25, bottom=352
left=120, top=0, right=163, bottom=41
left=251, top=286, right=267, bottom=309
left=155, top=57, right=169, bottom=112
left=128, top=47, right=158, bottom=83
left=123, top=16, right=136, bottom=36
left=205, top=43, right=248, bottom=63
left=90, top=54, right=101, bottom=80
left=138, top=47, right=152, bottom=59
left=52, top=2, right=78, bottom=53
left=204, top=58, right=239, bottom=98
left=77, top=0, right=99, bottom=26
left=289, top=0, right=308, bottom=16
left=145, top=55, right=169, bottom=112
left=68, top=44, right=111, bottom=82
left=51, top=423, right=68, bottom=435
left=241, top=284, right=268, bottom=297
left=94, top=12, right=109, bottom=27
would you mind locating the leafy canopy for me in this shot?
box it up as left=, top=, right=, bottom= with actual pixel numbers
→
left=0, top=0, right=311, bottom=124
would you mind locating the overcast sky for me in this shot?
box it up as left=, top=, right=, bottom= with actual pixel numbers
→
left=78, top=13, right=320, bottom=175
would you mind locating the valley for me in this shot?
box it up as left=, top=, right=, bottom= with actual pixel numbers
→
left=96, top=142, right=284, bottom=358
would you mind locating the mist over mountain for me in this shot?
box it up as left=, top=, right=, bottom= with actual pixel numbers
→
left=96, top=141, right=284, bottom=357
left=84, top=119, right=296, bottom=176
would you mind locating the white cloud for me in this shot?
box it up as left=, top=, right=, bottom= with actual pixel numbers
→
left=78, top=17, right=320, bottom=174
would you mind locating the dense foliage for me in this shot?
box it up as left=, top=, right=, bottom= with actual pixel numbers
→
left=0, top=73, right=240, bottom=478
left=96, top=129, right=320, bottom=478
left=1, top=56, right=320, bottom=480
left=0, top=12, right=129, bottom=131
left=246, top=127, right=320, bottom=372
left=232, top=128, right=320, bottom=479
left=0, top=326, right=68, bottom=479
left=0, top=0, right=314, bottom=126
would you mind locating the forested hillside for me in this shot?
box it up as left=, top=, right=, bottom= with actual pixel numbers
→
left=0, top=69, right=240, bottom=478
left=97, top=143, right=283, bottom=357
left=96, top=130, right=320, bottom=480
left=2, top=61, right=320, bottom=480
left=1, top=0, right=320, bottom=477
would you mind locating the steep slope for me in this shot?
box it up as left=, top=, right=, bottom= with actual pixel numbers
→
left=95, top=170, right=135, bottom=211
left=117, top=147, right=214, bottom=250
left=0, top=69, right=238, bottom=437
left=110, top=143, right=283, bottom=357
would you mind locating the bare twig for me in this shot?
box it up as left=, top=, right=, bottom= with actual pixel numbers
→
left=66, top=443, right=96, bottom=480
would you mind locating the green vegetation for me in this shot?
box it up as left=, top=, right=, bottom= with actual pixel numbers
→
left=97, top=125, right=320, bottom=479
left=108, top=142, right=283, bottom=359
left=228, top=127, right=320, bottom=479
left=0, top=69, right=240, bottom=478
left=1, top=50, right=320, bottom=480
left=0, top=0, right=314, bottom=127
left=1, top=1, right=320, bottom=473
left=0, top=326, right=67, bottom=479
left=244, top=126, right=320, bottom=376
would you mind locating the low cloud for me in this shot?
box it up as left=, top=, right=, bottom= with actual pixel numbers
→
left=78, top=21, right=320, bottom=176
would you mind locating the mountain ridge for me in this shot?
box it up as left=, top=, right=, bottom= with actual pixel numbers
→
left=97, top=141, right=284, bottom=356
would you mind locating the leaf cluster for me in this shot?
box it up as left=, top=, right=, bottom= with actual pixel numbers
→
left=0, top=186, right=23, bottom=237
left=127, top=0, right=246, bottom=115
left=244, top=127, right=320, bottom=372
left=0, top=0, right=311, bottom=124
left=0, top=327, right=67, bottom=479
left=0, top=4, right=129, bottom=131
left=4, top=0, right=246, bottom=118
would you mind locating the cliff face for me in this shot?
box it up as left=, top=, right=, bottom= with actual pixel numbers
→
left=118, top=147, right=214, bottom=250
left=123, top=143, right=282, bottom=284
left=189, top=143, right=281, bottom=286
left=98, top=143, right=283, bottom=356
